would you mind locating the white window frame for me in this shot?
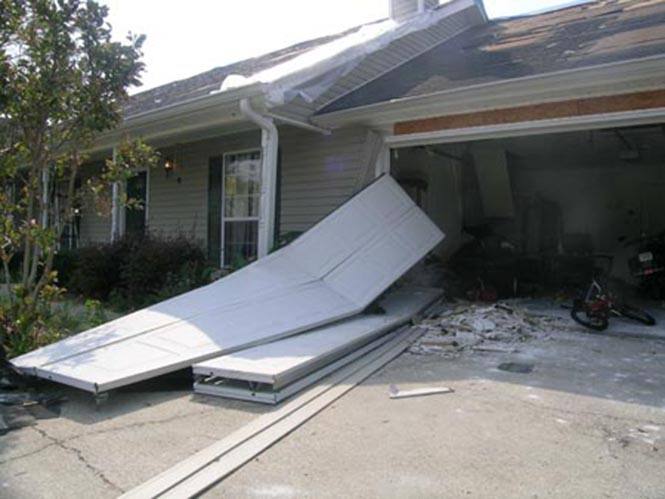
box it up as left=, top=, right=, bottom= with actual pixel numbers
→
left=221, top=148, right=262, bottom=267
left=121, top=167, right=150, bottom=237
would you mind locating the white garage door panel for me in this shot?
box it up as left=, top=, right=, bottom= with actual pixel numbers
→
left=13, top=251, right=312, bottom=369
left=288, top=198, right=382, bottom=277
left=363, top=177, right=414, bottom=224
left=12, top=175, right=445, bottom=393
left=42, top=284, right=357, bottom=392
left=193, top=288, right=442, bottom=387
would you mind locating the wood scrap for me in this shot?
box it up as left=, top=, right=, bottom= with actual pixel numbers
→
left=388, top=384, right=454, bottom=399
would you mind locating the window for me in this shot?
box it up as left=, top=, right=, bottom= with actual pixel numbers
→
left=222, top=151, right=261, bottom=267
left=125, top=170, right=148, bottom=237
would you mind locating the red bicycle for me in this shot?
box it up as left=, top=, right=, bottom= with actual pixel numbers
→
left=571, top=255, right=656, bottom=331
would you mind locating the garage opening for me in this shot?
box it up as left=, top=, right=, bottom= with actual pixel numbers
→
left=393, top=124, right=665, bottom=324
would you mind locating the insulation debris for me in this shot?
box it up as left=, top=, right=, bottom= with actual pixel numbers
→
left=410, top=300, right=565, bottom=356
left=0, top=361, right=65, bottom=435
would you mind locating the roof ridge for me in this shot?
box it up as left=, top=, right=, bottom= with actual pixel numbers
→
left=128, top=17, right=388, bottom=101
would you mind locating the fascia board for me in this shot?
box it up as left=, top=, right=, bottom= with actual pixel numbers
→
left=385, top=107, right=665, bottom=147
left=313, top=54, right=665, bottom=128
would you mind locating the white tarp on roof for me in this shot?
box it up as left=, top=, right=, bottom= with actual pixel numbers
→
left=11, top=175, right=444, bottom=393
left=218, top=0, right=473, bottom=105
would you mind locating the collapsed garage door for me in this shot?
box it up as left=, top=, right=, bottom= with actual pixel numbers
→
left=391, top=123, right=665, bottom=301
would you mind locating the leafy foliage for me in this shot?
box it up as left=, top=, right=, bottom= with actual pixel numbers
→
left=61, top=234, right=214, bottom=310
left=0, top=287, right=113, bottom=358
left=0, top=0, right=153, bottom=355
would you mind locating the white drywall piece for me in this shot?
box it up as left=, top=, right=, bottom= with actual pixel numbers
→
left=12, top=176, right=444, bottom=393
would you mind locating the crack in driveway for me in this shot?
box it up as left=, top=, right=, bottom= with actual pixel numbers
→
left=29, top=426, right=124, bottom=493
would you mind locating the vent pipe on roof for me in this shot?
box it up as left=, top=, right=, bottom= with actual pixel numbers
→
left=390, top=0, right=438, bottom=22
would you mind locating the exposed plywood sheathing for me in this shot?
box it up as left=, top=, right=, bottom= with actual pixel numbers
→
left=321, top=0, right=665, bottom=114
left=394, top=89, right=665, bottom=135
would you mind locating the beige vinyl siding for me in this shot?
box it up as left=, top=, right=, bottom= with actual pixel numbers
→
left=148, top=130, right=261, bottom=246
left=79, top=205, right=111, bottom=245
left=78, top=126, right=369, bottom=248
left=279, top=126, right=368, bottom=233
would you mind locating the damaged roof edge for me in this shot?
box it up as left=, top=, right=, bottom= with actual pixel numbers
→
left=90, top=83, right=266, bottom=153
left=473, top=0, right=488, bottom=21
left=105, top=0, right=480, bottom=141
left=311, top=53, right=665, bottom=128
left=121, top=82, right=266, bottom=128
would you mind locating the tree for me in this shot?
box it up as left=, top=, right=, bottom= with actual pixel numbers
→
left=0, top=0, right=156, bottom=347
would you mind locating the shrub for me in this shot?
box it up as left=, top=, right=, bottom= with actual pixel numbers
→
left=1, top=294, right=115, bottom=358
left=62, top=238, right=132, bottom=300
left=62, top=234, right=214, bottom=310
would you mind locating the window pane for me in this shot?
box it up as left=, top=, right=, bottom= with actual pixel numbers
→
left=224, top=221, right=258, bottom=267
left=223, top=151, right=261, bottom=220
left=224, top=194, right=260, bottom=218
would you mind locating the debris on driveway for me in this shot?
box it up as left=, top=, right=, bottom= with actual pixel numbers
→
left=388, top=384, right=454, bottom=399
left=0, top=360, right=66, bottom=435
left=410, top=300, right=564, bottom=356
left=497, top=362, right=535, bottom=374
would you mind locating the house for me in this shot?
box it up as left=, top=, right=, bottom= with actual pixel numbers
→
left=80, top=0, right=665, bottom=278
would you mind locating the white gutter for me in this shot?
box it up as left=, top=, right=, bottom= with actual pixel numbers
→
left=90, top=84, right=265, bottom=154
left=124, top=83, right=265, bottom=128
left=266, top=112, right=331, bottom=135
left=240, top=98, right=279, bottom=258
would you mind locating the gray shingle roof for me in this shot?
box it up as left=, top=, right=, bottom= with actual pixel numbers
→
left=123, top=20, right=385, bottom=118
left=318, top=0, right=665, bottom=114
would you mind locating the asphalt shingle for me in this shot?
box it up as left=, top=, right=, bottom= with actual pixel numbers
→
left=318, top=0, right=665, bottom=114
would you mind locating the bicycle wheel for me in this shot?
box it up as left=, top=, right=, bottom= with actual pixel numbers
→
left=617, top=304, right=656, bottom=326
left=571, top=306, right=609, bottom=331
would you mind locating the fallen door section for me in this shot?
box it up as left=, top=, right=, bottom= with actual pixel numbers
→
left=193, top=287, right=441, bottom=404
left=11, top=176, right=445, bottom=393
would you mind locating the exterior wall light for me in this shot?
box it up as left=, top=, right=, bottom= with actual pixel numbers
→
left=164, top=158, right=175, bottom=177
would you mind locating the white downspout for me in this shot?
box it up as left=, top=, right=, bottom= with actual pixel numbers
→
left=240, top=98, right=279, bottom=258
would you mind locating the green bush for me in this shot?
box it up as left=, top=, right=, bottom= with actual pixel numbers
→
left=60, top=234, right=214, bottom=310
left=58, top=239, right=131, bottom=300
left=1, top=294, right=115, bottom=358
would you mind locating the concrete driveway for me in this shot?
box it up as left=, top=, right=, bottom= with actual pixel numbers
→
left=2, top=312, right=665, bottom=498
